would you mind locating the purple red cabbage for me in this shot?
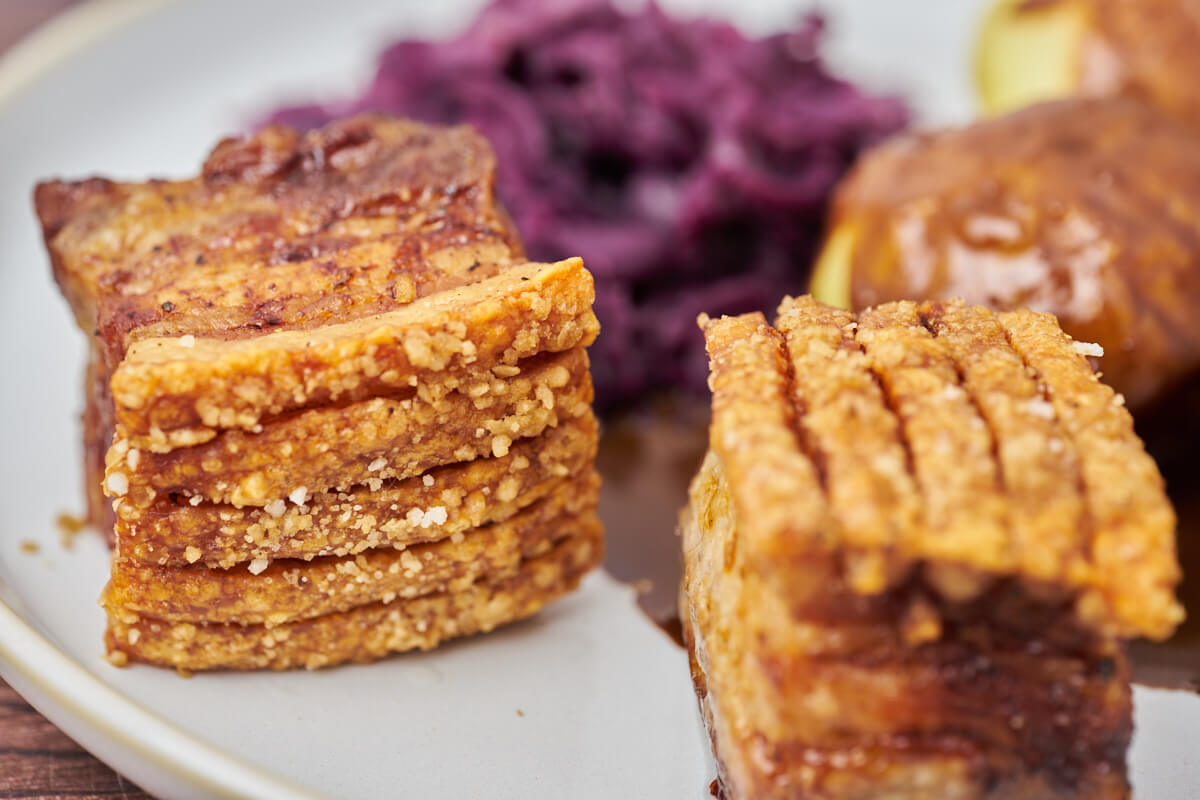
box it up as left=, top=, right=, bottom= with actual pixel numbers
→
left=265, top=0, right=908, bottom=410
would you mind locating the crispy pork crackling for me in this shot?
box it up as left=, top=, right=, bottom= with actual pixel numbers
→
left=683, top=295, right=1182, bottom=799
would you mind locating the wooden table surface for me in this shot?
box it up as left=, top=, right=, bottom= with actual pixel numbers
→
left=0, top=678, right=151, bottom=799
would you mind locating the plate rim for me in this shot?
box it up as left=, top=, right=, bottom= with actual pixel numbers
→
left=0, top=0, right=164, bottom=107
left=0, top=601, right=318, bottom=800
left=0, top=2, right=320, bottom=797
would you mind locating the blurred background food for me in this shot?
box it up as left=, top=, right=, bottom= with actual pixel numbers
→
left=977, top=0, right=1200, bottom=127
left=264, top=0, right=908, bottom=412
left=816, top=0, right=1200, bottom=474
left=814, top=0, right=1200, bottom=686
left=811, top=96, right=1200, bottom=418
left=258, top=0, right=1200, bottom=429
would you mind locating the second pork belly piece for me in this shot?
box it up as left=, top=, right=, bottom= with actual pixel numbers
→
left=682, top=296, right=1183, bottom=800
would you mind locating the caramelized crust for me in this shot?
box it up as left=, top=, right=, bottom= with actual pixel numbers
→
left=698, top=312, right=831, bottom=603
left=699, top=297, right=1181, bottom=639
left=105, top=347, right=593, bottom=508
left=35, top=116, right=523, bottom=367
left=116, top=413, right=597, bottom=568
left=106, top=523, right=603, bottom=671
left=106, top=473, right=600, bottom=626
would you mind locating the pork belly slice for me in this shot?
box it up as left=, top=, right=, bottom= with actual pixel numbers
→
left=106, top=470, right=600, bottom=626
left=107, top=519, right=603, bottom=671
left=682, top=296, right=1183, bottom=800
left=104, top=346, right=593, bottom=509
left=111, top=257, right=597, bottom=449
left=116, top=412, right=598, bottom=568
left=35, top=116, right=523, bottom=369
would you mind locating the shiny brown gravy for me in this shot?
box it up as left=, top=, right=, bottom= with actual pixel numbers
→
left=596, top=399, right=707, bottom=641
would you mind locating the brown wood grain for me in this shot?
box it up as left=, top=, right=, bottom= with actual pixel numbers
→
left=0, top=677, right=152, bottom=800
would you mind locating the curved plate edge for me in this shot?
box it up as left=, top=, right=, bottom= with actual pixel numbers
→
left=0, top=599, right=320, bottom=800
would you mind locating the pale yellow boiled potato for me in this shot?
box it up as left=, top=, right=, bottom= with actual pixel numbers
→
left=809, top=222, right=855, bottom=310
left=975, top=0, right=1089, bottom=116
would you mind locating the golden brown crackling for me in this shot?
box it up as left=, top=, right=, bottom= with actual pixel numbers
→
left=111, top=258, right=598, bottom=443
left=34, top=116, right=524, bottom=367
left=856, top=301, right=1014, bottom=591
left=115, top=412, right=598, bottom=568
left=921, top=299, right=1088, bottom=588
left=105, top=346, right=593, bottom=508
left=699, top=313, right=830, bottom=600
left=998, top=309, right=1184, bottom=640
left=105, top=520, right=603, bottom=671
left=774, top=295, right=922, bottom=594
left=701, top=296, right=1181, bottom=639
left=682, top=453, right=1132, bottom=800
left=105, top=472, right=600, bottom=626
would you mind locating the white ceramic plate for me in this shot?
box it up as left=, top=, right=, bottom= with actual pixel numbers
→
left=0, top=1, right=1196, bottom=798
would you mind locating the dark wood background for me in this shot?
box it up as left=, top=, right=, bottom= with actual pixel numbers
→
left=0, top=678, right=150, bottom=799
